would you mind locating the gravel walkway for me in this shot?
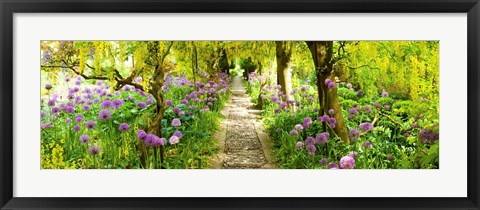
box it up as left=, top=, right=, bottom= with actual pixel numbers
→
left=210, top=76, right=276, bottom=169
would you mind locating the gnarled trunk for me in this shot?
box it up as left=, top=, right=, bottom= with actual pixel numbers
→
left=275, top=41, right=293, bottom=101
left=306, top=41, right=350, bottom=144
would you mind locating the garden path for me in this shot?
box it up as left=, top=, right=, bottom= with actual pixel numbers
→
left=210, top=76, right=276, bottom=169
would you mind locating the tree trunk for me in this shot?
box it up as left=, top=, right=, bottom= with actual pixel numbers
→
left=275, top=41, right=293, bottom=101
left=306, top=41, right=350, bottom=144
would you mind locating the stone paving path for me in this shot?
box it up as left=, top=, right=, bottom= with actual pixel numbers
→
left=210, top=76, right=276, bottom=169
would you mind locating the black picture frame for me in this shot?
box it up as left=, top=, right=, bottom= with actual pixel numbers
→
left=1, top=0, right=479, bottom=209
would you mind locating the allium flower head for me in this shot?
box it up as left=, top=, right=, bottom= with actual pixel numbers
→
left=295, top=141, right=304, bottom=149
left=348, top=151, right=358, bottom=158
left=381, top=90, right=389, bottom=97
left=346, top=83, right=352, bottom=89
left=328, top=109, right=334, bottom=115
left=153, top=136, right=165, bottom=147
left=136, top=102, right=147, bottom=109
left=339, top=156, right=355, bottom=169
left=359, top=122, right=374, bottom=132
left=112, top=99, right=124, bottom=109
left=289, top=130, right=298, bottom=136
left=294, top=124, right=304, bottom=131
left=45, top=84, right=53, bottom=90
left=357, top=91, right=363, bottom=96
left=82, top=105, right=90, bottom=111
left=328, top=163, right=339, bottom=169
left=79, top=134, right=90, bottom=144
left=320, top=158, right=328, bottom=165
left=65, top=118, right=71, bottom=123
left=327, top=82, right=336, bottom=88
left=73, top=125, right=81, bottom=132
left=52, top=107, right=60, bottom=115
left=173, top=131, right=183, bottom=139
left=88, top=145, right=100, bottom=155
left=325, top=79, right=332, bottom=86
left=306, top=144, right=316, bottom=152
left=349, top=129, right=360, bottom=141
left=101, top=100, right=112, bottom=109
left=373, top=102, right=382, bottom=109
left=98, top=109, right=112, bottom=121
left=166, top=100, right=173, bottom=106
left=362, top=141, right=373, bottom=149
left=137, top=130, right=147, bottom=141
left=171, top=118, right=181, bottom=127
left=86, top=120, right=96, bottom=129
left=119, top=123, right=130, bottom=132
left=384, top=105, right=390, bottom=111
left=303, top=117, right=312, bottom=128
left=169, top=135, right=180, bottom=144
left=315, top=133, right=328, bottom=144
left=173, top=107, right=181, bottom=114
left=348, top=108, right=359, bottom=116
left=305, top=137, right=315, bottom=145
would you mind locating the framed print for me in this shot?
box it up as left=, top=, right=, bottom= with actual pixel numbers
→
left=1, top=0, right=479, bottom=209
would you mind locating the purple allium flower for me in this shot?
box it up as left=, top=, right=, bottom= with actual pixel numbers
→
left=75, top=80, right=81, bottom=86
left=75, top=116, right=83, bottom=123
left=348, top=108, right=359, bottom=116
left=419, top=128, right=439, bottom=144
left=403, top=132, right=410, bottom=137
left=339, top=156, right=355, bottom=169
left=47, top=99, right=56, bottom=107
left=112, top=99, right=124, bottom=109
left=153, top=136, right=165, bottom=147
left=328, top=109, right=334, bottom=115
left=96, top=81, right=103, bottom=86
left=65, top=77, right=70, bottom=82
left=387, top=155, right=394, bottom=161
left=306, top=144, right=316, bottom=152
left=295, top=141, right=304, bottom=149
left=363, top=105, right=372, bottom=114
left=357, top=91, right=363, bottom=96
left=294, top=124, right=304, bottom=131
left=146, top=99, right=153, bottom=105
left=328, top=82, right=336, bottom=88
left=178, top=111, right=185, bottom=117
left=315, top=133, right=328, bottom=144
left=274, top=109, right=281, bottom=115
left=144, top=134, right=155, bottom=147
left=41, top=112, right=46, bottom=119
left=173, top=130, right=183, bottom=139
left=384, top=105, right=390, bottom=111
left=349, top=129, right=360, bottom=141
left=173, top=107, right=181, bottom=114
left=86, top=120, right=96, bottom=130
left=65, top=106, right=75, bottom=113
left=88, top=145, right=100, bottom=155
left=45, top=84, right=52, bottom=90
left=328, top=117, right=336, bottom=128
left=181, top=99, right=189, bottom=105
left=303, top=117, right=312, bottom=128
left=320, top=158, right=328, bottom=165
left=301, top=86, right=307, bottom=92
left=101, top=100, right=112, bottom=109
left=79, top=134, right=90, bottom=144
left=136, top=102, right=147, bottom=109
left=359, top=122, right=374, bottom=132
left=270, top=95, right=279, bottom=103
left=280, top=102, right=288, bottom=109
left=325, top=79, right=332, bottom=86
left=328, top=163, right=339, bottom=169
left=98, top=109, right=112, bottom=121
left=362, top=141, right=373, bottom=149
left=348, top=151, right=358, bottom=158
left=201, top=71, right=207, bottom=77
left=381, top=90, right=389, bottom=97
left=171, top=118, right=181, bottom=127
left=412, top=121, right=419, bottom=128
left=137, top=130, right=147, bottom=141
left=82, top=105, right=90, bottom=111
left=41, top=123, right=53, bottom=129
left=305, top=137, right=315, bottom=145
left=313, top=107, right=319, bottom=112
left=289, top=130, right=298, bottom=136
left=73, top=125, right=81, bottom=132
left=119, top=123, right=130, bottom=132
left=64, top=118, right=71, bottom=124
left=373, top=102, right=382, bottom=109
left=169, top=135, right=180, bottom=144
left=166, top=100, right=173, bottom=106
left=52, top=107, right=60, bottom=115
left=346, top=83, right=352, bottom=89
